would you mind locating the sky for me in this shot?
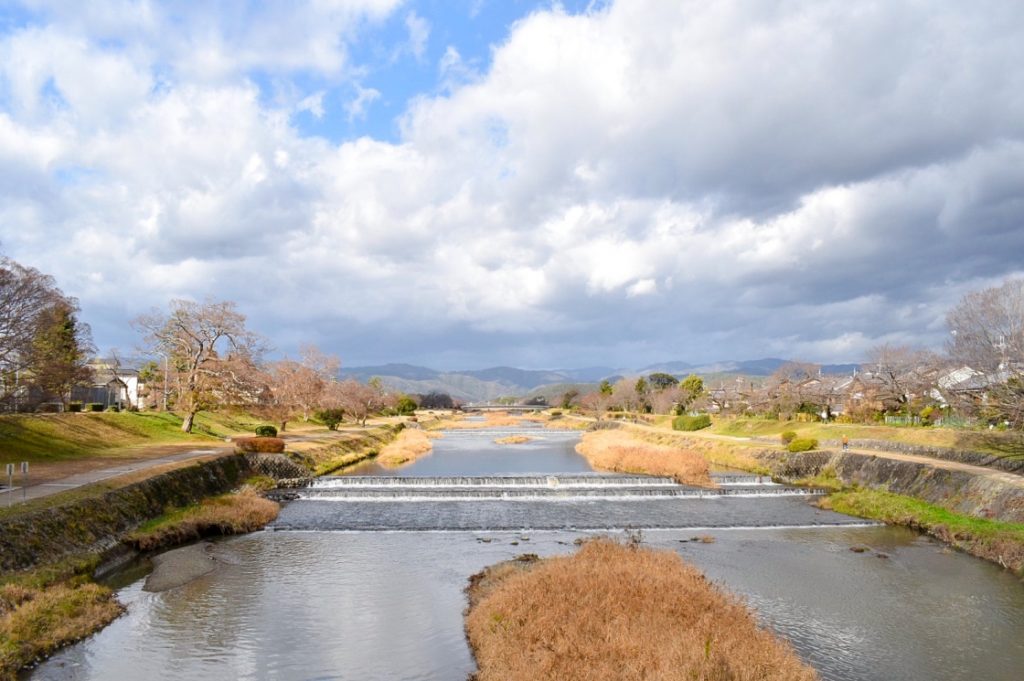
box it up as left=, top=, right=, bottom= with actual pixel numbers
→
left=1, top=0, right=1023, bottom=370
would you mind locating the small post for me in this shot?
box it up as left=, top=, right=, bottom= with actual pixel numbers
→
left=5, top=463, right=13, bottom=508
left=21, top=462, right=28, bottom=502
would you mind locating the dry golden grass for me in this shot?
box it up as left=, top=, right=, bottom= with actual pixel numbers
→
left=377, top=429, right=435, bottom=467
left=436, top=412, right=525, bottom=429
left=495, top=435, right=532, bottom=445
left=128, top=489, right=279, bottom=551
left=1, top=582, right=123, bottom=680
left=465, top=539, right=818, bottom=681
left=576, top=430, right=713, bottom=486
left=628, top=427, right=771, bottom=475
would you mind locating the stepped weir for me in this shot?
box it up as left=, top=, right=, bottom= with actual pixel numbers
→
left=296, top=473, right=823, bottom=501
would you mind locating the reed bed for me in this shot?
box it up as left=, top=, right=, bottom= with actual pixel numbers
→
left=127, top=489, right=279, bottom=551
left=575, top=430, right=712, bottom=486
left=465, top=539, right=818, bottom=681
left=1, top=581, right=122, bottom=680
left=377, top=429, right=435, bottom=467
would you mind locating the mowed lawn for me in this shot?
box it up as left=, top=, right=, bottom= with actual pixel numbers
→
left=0, top=411, right=263, bottom=463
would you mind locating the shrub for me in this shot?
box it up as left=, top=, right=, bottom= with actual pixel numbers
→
left=104, top=405, right=120, bottom=413
left=255, top=425, right=278, bottom=437
left=787, top=437, right=818, bottom=453
left=780, top=430, right=797, bottom=444
left=316, top=408, right=345, bottom=431
left=86, top=403, right=104, bottom=412
left=234, top=437, right=285, bottom=454
left=672, top=414, right=712, bottom=431
left=68, top=402, right=83, bottom=413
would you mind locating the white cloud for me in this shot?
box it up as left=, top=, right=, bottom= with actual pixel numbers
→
left=405, top=11, right=430, bottom=60
left=345, top=84, right=382, bottom=122
left=2, top=0, right=1024, bottom=367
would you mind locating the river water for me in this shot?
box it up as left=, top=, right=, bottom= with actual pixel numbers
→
left=31, top=427, right=1024, bottom=681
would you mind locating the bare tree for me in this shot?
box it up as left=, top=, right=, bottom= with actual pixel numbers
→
left=612, top=377, right=641, bottom=413
left=262, top=345, right=341, bottom=430
left=649, top=385, right=682, bottom=415
left=579, top=390, right=615, bottom=419
left=0, top=256, right=69, bottom=407
left=864, top=344, right=938, bottom=413
left=134, top=299, right=264, bottom=433
left=336, top=378, right=385, bottom=426
left=947, top=278, right=1024, bottom=427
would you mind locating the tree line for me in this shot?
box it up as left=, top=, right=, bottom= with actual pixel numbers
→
left=568, top=278, right=1024, bottom=430
left=4, top=250, right=1022, bottom=431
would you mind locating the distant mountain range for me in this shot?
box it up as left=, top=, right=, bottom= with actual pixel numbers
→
left=340, top=358, right=859, bottom=403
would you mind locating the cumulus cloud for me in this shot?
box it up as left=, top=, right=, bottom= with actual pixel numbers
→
left=1, top=0, right=1023, bottom=368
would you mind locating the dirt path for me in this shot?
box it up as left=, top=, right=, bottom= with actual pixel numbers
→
left=839, top=445, right=1024, bottom=489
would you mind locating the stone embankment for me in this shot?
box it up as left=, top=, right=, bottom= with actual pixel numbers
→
left=758, top=449, right=1024, bottom=524
left=819, top=438, right=1024, bottom=474
left=0, top=455, right=254, bottom=573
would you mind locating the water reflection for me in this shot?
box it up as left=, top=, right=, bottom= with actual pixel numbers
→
left=34, top=529, right=1024, bottom=681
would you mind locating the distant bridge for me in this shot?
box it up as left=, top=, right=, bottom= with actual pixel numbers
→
left=462, top=404, right=547, bottom=412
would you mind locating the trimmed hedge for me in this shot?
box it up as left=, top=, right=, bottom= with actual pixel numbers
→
left=234, top=437, right=286, bottom=454
left=672, top=414, right=712, bottom=431
left=787, top=437, right=818, bottom=453
left=255, top=425, right=278, bottom=437
left=86, top=403, right=104, bottom=412
left=780, top=430, right=797, bottom=444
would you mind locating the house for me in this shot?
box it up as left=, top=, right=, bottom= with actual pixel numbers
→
left=70, top=359, right=142, bottom=410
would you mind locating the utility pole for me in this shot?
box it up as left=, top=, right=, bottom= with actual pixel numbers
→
left=163, top=353, right=169, bottom=411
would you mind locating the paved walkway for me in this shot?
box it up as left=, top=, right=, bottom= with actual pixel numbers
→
left=0, top=448, right=223, bottom=506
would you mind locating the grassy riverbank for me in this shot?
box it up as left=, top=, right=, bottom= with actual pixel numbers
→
left=288, top=425, right=402, bottom=475
left=709, top=416, right=1024, bottom=458
left=0, top=411, right=263, bottom=462
left=465, top=539, right=817, bottom=681
left=820, top=490, right=1024, bottom=574
left=127, top=486, right=279, bottom=551
left=0, top=482, right=280, bottom=679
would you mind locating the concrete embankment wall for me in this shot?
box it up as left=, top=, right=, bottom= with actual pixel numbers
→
left=758, top=450, right=1024, bottom=524
left=0, top=455, right=255, bottom=574
left=820, top=439, right=1024, bottom=474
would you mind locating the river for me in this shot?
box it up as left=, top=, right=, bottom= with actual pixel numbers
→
left=31, top=426, right=1024, bottom=680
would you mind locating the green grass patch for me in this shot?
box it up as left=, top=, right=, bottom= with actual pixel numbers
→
left=0, top=410, right=264, bottom=462
left=822, top=489, right=1024, bottom=574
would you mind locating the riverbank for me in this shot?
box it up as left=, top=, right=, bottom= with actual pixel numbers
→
left=575, top=429, right=713, bottom=486
left=0, top=425, right=399, bottom=678
left=605, top=416, right=1024, bottom=576
left=464, top=539, right=817, bottom=681
left=820, top=489, right=1024, bottom=574
left=376, top=429, right=436, bottom=467
left=287, top=425, right=402, bottom=475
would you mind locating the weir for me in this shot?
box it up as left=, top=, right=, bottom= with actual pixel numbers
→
left=301, top=474, right=822, bottom=501
left=313, top=474, right=678, bottom=488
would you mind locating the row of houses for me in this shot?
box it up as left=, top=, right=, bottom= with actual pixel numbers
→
left=703, top=365, right=1010, bottom=422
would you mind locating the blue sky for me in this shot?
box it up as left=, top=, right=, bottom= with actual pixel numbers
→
left=1, top=1, right=1022, bottom=370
